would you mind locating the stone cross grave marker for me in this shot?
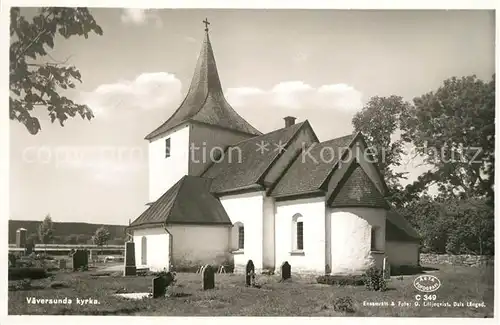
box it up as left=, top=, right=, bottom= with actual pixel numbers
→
left=124, top=241, right=137, bottom=276
left=383, top=257, right=391, bottom=280
left=202, top=265, right=215, bottom=290
left=245, top=260, right=255, bottom=287
left=281, top=261, right=291, bottom=281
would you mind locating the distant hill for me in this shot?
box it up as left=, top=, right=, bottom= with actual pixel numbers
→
left=9, top=220, right=127, bottom=244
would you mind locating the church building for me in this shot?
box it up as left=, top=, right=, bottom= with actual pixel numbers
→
left=127, top=22, right=420, bottom=275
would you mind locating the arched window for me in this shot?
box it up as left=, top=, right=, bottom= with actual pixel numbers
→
left=165, top=138, right=171, bottom=158
left=231, top=222, right=244, bottom=252
left=371, top=226, right=379, bottom=251
left=141, top=236, right=147, bottom=265
left=292, top=214, right=304, bottom=251
left=238, top=225, right=245, bottom=249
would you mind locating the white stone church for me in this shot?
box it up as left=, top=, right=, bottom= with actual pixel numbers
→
left=127, top=25, right=420, bottom=275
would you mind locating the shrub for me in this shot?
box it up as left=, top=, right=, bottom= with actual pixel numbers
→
left=8, top=253, right=17, bottom=267
left=316, top=275, right=365, bottom=286
left=333, top=296, right=355, bottom=313
left=49, top=281, right=70, bottom=289
left=363, top=267, right=387, bottom=291
left=78, top=265, right=88, bottom=272
left=15, top=258, right=34, bottom=268
left=8, top=267, right=48, bottom=280
left=9, top=279, right=32, bottom=291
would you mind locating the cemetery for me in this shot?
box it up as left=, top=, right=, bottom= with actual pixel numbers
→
left=7, top=238, right=495, bottom=317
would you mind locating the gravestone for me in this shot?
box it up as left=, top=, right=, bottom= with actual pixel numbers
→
left=72, top=249, right=88, bottom=271
left=383, top=257, right=391, bottom=279
left=202, top=265, right=215, bottom=290
left=281, top=261, right=291, bottom=281
left=124, top=241, right=137, bottom=276
left=25, top=242, right=34, bottom=255
left=16, top=228, right=27, bottom=248
left=59, top=259, right=67, bottom=270
left=245, top=260, right=255, bottom=287
left=152, top=276, right=167, bottom=298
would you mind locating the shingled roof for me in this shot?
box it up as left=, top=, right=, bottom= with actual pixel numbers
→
left=270, top=134, right=356, bottom=197
left=202, top=122, right=307, bottom=194
left=386, top=208, right=421, bottom=242
left=128, top=176, right=231, bottom=228
left=328, top=163, right=388, bottom=208
left=145, top=30, right=261, bottom=140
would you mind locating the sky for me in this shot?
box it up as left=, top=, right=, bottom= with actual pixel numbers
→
left=9, top=9, right=495, bottom=225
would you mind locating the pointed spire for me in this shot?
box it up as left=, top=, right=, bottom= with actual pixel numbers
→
left=184, top=23, right=223, bottom=102
left=145, top=21, right=261, bottom=140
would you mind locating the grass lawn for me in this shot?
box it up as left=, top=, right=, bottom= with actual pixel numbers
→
left=8, top=263, right=494, bottom=317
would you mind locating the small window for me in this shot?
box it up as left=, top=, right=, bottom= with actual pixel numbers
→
left=292, top=213, right=304, bottom=251
left=371, top=227, right=377, bottom=251
left=297, top=221, right=304, bottom=250
left=165, top=138, right=171, bottom=158
left=238, top=226, right=244, bottom=249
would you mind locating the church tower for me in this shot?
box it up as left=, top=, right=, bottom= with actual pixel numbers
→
left=144, top=19, right=261, bottom=203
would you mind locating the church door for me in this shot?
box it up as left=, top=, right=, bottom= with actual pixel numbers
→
left=141, top=236, right=147, bottom=265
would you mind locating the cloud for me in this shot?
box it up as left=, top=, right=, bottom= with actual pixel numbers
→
left=226, top=81, right=363, bottom=112
left=184, top=36, right=197, bottom=43
left=50, top=145, right=147, bottom=183
left=292, top=52, right=310, bottom=63
left=120, top=9, right=163, bottom=27
left=79, top=72, right=182, bottom=118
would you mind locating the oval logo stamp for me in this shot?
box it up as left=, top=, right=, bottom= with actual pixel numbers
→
left=413, top=275, right=441, bottom=292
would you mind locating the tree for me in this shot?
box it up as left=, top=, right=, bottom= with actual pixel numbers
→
left=93, top=227, right=111, bottom=256
left=401, top=75, right=495, bottom=203
left=10, top=7, right=103, bottom=135
left=352, top=95, right=413, bottom=207
left=444, top=197, right=494, bottom=255
left=108, top=237, right=126, bottom=245
left=76, top=234, right=91, bottom=244
left=399, top=195, right=494, bottom=255
left=65, top=234, right=78, bottom=245
left=27, top=233, right=39, bottom=245
left=399, top=196, right=450, bottom=253
left=38, top=214, right=54, bottom=251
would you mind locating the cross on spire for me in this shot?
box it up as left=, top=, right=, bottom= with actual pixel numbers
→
left=203, top=18, right=210, bottom=32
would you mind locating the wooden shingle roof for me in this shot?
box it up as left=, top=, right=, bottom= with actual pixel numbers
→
left=386, top=208, right=421, bottom=242
left=329, top=163, right=388, bottom=208
left=202, top=122, right=307, bottom=194
left=270, top=134, right=356, bottom=197
left=145, top=31, right=261, bottom=140
left=128, top=176, right=231, bottom=228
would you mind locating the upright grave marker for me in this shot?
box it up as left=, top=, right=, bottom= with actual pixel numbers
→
left=25, top=242, right=34, bottom=255
left=72, top=249, right=88, bottom=271
left=152, top=276, right=167, bottom=298
left=383, top=257, right=391, bottom=280
left=124, top=241, right=137, bottom=276
left=202, top=265, right=215, bottom=290
left=152, top=272, right=175, bottom=298
left=16, top=228, right=27, bottom=248
left=281, top=261, right=291, bottom=281
left=245, top=260, right=255, bottom=287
